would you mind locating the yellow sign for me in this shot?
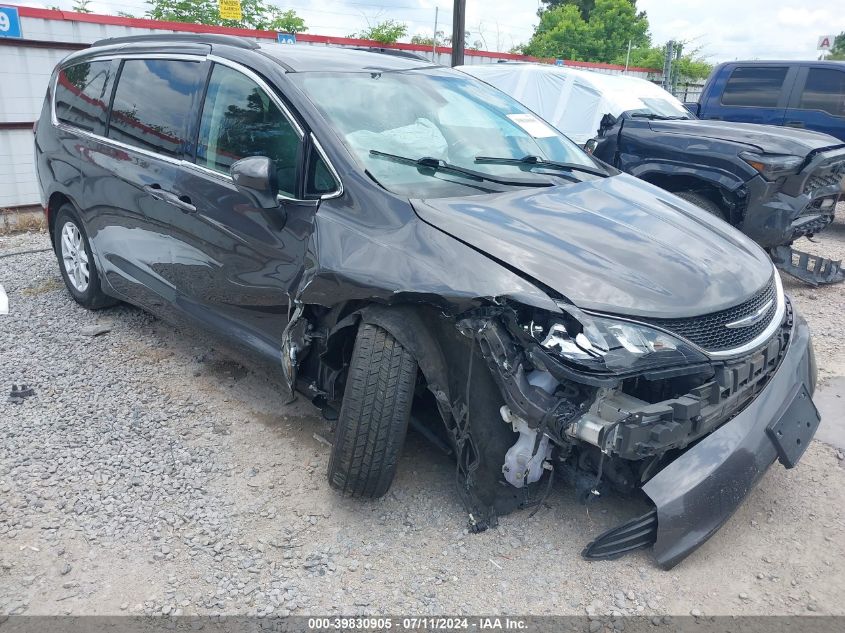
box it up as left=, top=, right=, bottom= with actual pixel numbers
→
left=219, top=0, right=242, bottom=21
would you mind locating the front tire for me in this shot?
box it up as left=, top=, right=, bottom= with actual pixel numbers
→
left=328, top=323, right=417, bottom=498
left=54, top=204, right=116, bottom=310
left=674, top=191, right=728, bottom=222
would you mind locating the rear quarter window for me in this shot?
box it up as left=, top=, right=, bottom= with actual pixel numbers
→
left=721, top=66, right=789, bottom=107
left=108, top=59, right=204, bottom=158
left=54, top=61, right=114, bottom=135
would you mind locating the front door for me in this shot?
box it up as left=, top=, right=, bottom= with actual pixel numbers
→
left=160, top=62, right=326, bottom=361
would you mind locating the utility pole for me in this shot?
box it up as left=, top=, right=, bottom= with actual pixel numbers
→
left=433, top=6, right=439, bottom=59
left=451, top=0, right=466, bottom=67
left=662, top=40, right=674, bottom=91
left=624, top=39, right=631, bottom=74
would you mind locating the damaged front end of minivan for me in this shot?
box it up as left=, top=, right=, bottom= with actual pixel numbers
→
left=269, top=160, right=824, bottom=570
left=449, top=270, right=818, bottom=568
left=286, top=237, right=818, bottom=568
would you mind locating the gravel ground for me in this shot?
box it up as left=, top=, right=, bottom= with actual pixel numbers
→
left=1, top=218, right=844, bottom=618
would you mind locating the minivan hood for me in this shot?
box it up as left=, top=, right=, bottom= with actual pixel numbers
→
left=411, top=174, right=773, bottom=319
left=645, top=119, right=844, bottom=156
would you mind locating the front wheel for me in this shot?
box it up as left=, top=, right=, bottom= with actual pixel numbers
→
left=674, top=191, right=728, bottom=222
left=54, top=204, right=116, bottom=310
left=328, top=323, right=417, bottom=498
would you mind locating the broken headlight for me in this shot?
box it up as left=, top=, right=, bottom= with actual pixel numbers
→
left=530, top=304, right=708, bottom=373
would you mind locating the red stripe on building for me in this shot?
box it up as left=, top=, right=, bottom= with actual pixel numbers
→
left=14, top=7, right=661, bottom=74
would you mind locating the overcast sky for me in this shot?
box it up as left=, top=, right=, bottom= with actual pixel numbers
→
left=19, top=0, right=844, bottom=61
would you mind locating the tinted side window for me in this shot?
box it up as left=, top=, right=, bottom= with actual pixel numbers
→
left=196, top=64, right=301, bottom=196
left=800, top=68, right=845, bottom=117
left=55, top=61, right=114, bottom=134
left=108, top=59, right=204, bottom=158
left=721, top=66, right=788, bottom=107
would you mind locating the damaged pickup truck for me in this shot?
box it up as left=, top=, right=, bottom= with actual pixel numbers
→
left=460, top=63, right=845, bottom=285
left=36, top=36, right=821, bottom=569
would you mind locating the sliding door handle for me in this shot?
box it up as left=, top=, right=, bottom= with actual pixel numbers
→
left=143, top=185, right=196, bottom=213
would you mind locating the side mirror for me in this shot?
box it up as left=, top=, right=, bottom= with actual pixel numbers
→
left=584, top=138, right=599, bottom=155
left=684, top=102, right=700, bottom=117
left=231, top=156, right=280, bottom=210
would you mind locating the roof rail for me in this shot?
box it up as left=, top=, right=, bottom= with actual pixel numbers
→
left=91, top=33, right=260, bottom=50
left=352, top=47, right=431, bottom=62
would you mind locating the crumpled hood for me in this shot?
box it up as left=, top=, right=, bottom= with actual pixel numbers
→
left=646, top=119, right=844, bottom=155
left=411, top=174, right=774, bottom=319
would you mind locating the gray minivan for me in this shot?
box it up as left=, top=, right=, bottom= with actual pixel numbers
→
left=34, top=34, right=821, bottom=569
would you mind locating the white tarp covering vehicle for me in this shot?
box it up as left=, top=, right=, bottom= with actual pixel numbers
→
left=457, top=63, right=691, bottom=146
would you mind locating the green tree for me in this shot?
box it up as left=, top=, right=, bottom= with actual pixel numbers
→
left=411, top=30, right=445, bottom=47
left=524, top=0, right=648, bottom=62
left=828, top=32, right=845, bottom=60
left=145, top=0, right=306, bottom=32
left=538, top=0, right=596, bottom=20
left=72, top=0, right=93, bottom=13
left=270, top=8, right=307, bottom=33
left=350, top=19, right=408, bottom=44
left=538, top=0, right=643, bottom=21
left=617, top=43, right=712, bottom=80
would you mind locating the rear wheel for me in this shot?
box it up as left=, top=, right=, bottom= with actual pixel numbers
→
left=54, top=204, right=116, bottom=310
left=328, top=323, right=417, bottom=498
left=674, top=191, right=728, bottom=222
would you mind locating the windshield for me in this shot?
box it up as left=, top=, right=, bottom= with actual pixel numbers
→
left=625, top=95, right=692, bottom=119
left=291, top=67, right=605, bottom=197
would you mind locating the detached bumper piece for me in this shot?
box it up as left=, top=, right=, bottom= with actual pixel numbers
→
left=585, top=315, right=818, bottom=569
left=582, top=509, right=657, bottom=560
left=769, top=245, right=844, bottom=286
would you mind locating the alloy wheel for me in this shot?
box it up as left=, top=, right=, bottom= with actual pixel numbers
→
left=60, top=221, right=90, bottom=293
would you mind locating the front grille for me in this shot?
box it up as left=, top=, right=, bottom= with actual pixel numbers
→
left=803, top=159, right=845, bottom=195
left=645, top=277, right=777, bottom=352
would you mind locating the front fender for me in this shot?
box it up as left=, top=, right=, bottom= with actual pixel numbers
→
left=629, top=162, right=746, bottom=193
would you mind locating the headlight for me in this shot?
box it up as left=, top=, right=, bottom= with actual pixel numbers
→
left=530, top=304, right=708, bottom=373
left=739, top=151, right=803, bottom=180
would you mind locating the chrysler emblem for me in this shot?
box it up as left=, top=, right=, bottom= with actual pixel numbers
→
left=725, top=299, right=773, bottom=329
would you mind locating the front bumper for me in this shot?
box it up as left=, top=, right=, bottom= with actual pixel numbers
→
left=640, top=313, right=818, bottom=568
left=742, top=175, right=839, bottom=247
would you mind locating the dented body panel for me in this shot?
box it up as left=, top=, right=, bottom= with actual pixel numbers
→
left=411, top=175, right=771, bottom=318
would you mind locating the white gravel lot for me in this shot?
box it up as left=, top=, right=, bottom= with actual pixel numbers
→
left=1, top=218, right=844, bottom=618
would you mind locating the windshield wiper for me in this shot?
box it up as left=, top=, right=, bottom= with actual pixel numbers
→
left=629, top=113, right=689, bottom=120
left=474, top=155, right=608, bottom=178
left=369, top=150, right=553, bottom=187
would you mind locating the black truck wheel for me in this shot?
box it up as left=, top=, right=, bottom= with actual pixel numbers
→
left=675, top=191, right=728, bottom=222
left=328, top=323, right=417, bottom=498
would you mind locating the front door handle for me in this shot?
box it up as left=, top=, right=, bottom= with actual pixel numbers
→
left=169, top=194, right=197, bottom=214
left=785, top=120, right=805, bottom=128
